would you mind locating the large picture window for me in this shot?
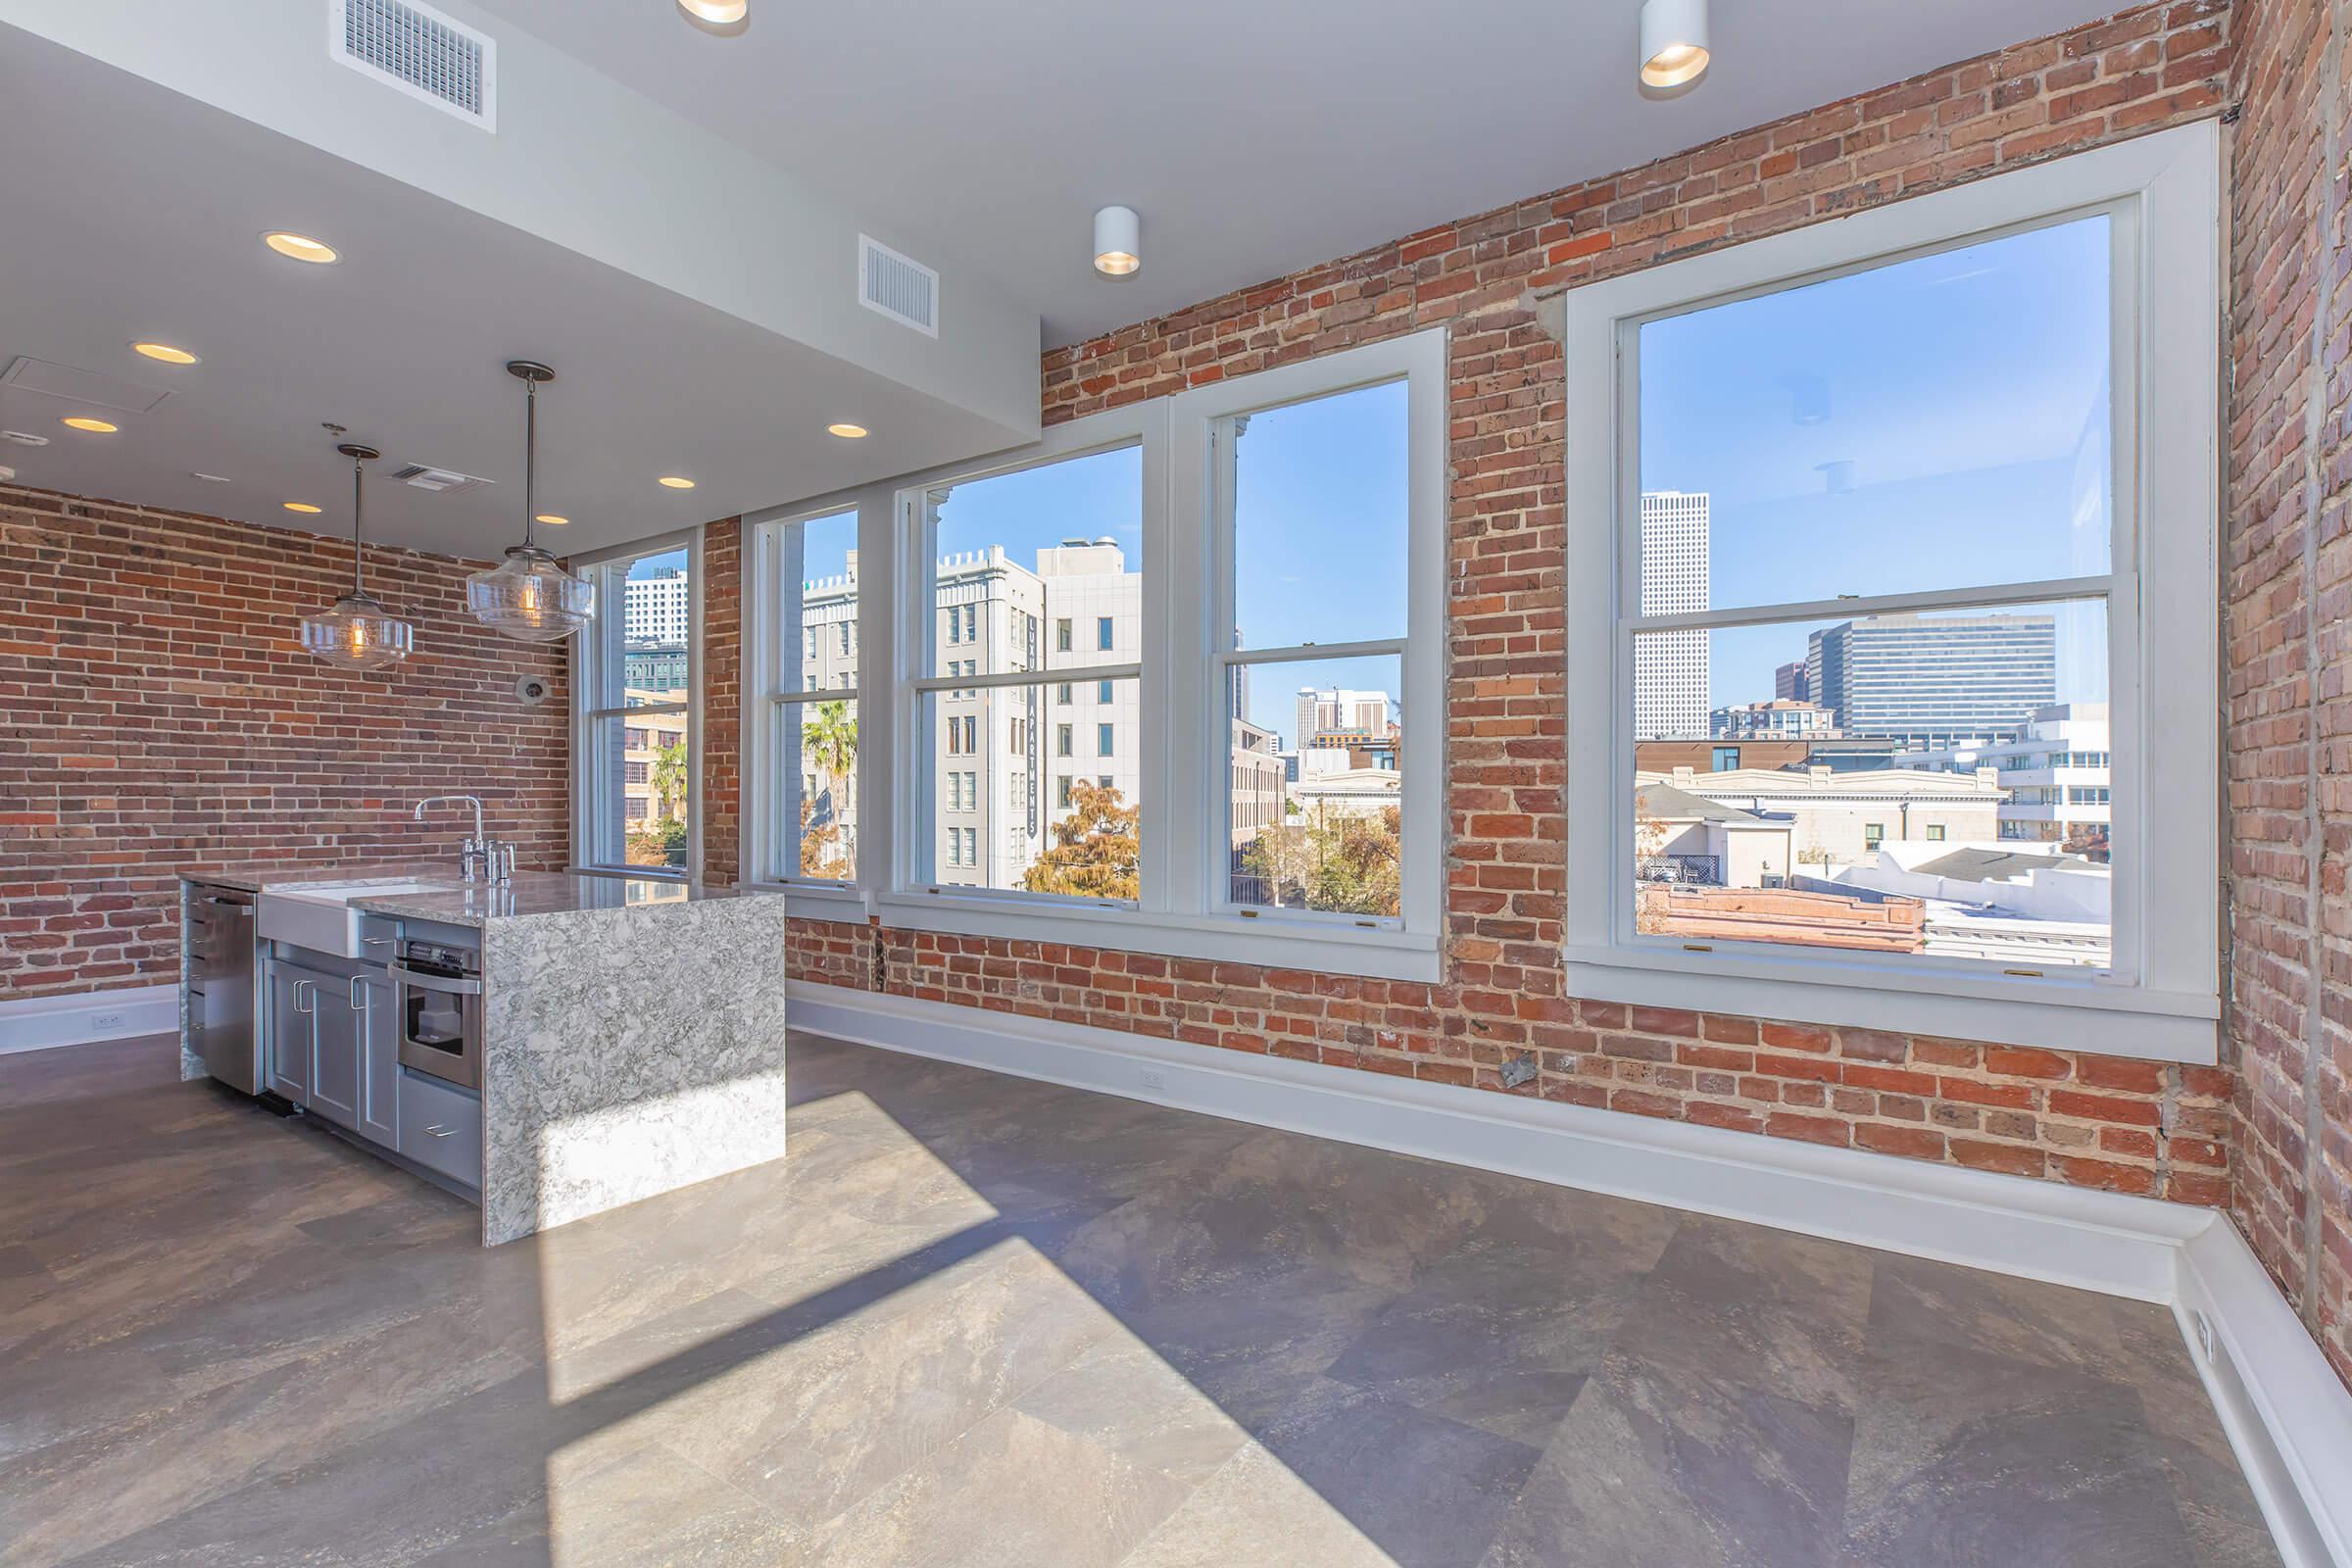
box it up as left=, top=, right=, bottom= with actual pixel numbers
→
left=574, top=530, right=701, bottom=876
left=1563, top=122, right=2220, bottom=1060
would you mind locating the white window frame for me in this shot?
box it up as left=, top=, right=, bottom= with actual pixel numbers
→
left=742, top=500, right=866, bottom=898
left=852, top=329, right=1447, bottom=981
left=571, top=525, right=703, bottom=881
left=1561, top=122, right=2220, bottom=1063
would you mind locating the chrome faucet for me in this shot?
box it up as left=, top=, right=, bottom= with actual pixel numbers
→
left=414, top=795, right=510, bottom=884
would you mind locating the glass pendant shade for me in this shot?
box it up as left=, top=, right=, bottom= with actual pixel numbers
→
left=466, top=544, right=596, bottom=642
left=300, top=441, right=415, bottom=671
left=301, top=591, right=415, bottom=669
left=472, top=360, right=594, bottom=642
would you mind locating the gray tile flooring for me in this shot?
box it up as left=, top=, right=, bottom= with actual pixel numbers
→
left=0, top=1031, right=2281, bottom=1567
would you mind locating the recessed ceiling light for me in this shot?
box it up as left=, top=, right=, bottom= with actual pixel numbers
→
left=658, top=475, right=696, bottom=490
left=283, top=501, right=323, bottom=514
left=62, top=416, right=119, bottom=434
left=1093, top=206, right=1141, bottom=276
left=677, top=0, right=749, bottom=22
left=263, top=231, right=340, bottom=265
left=192, top=472, right=231, bottom=483
left=535, top=513, right=569, bottom=525
left=1639, top=0, right=1710, bottom=88
left=827, top=422, right=869, bottom=439
left=132, top=342, right=200, bottom=366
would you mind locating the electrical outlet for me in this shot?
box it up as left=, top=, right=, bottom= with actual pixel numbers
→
left=1138, top=1067, right=1167, bottom=1093
left=2191, top=1309, right=2216, bottom=1363
left=90, top=1011, right=126, bottom=1033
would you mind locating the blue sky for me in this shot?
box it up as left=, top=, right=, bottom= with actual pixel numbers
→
left=1640, top=214, right=2114, bottom=711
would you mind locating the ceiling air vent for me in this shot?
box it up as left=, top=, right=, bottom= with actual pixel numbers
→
left=858, top=235, right=939, bottom=338
left=389, top=462, right=494, bottom=496
left=328, top=0, right=497, bottom=130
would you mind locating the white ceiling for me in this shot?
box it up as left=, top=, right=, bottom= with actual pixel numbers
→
left=467, top=0, right=2121, bottom=347
left=0, top=24, right=1029, bottom=559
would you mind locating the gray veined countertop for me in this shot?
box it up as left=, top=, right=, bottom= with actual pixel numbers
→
left=176, top=861, right=757, bottom=928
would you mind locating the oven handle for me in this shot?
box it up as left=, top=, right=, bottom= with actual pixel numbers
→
left=388, top=961, right=483, bottom=997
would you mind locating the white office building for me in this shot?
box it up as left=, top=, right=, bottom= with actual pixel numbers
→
left=1890, top=703, right=2112, bottom=849
left=1635, top=491, right=1710, bottom=740
left=1295, top=687, right=1393, bottom=750
left=623, top=567, right=692, bottom=645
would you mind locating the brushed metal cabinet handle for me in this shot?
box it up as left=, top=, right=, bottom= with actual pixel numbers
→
left=423, top=1124, right=457, bottom=1138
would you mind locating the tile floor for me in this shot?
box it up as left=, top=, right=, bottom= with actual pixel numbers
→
left=0, top=1031, right=2281, bottom=1567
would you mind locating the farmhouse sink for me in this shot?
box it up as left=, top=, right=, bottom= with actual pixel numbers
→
left=258, top=880, right=454, bottom=957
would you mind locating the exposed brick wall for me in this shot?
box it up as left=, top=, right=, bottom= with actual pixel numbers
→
left=762, top=1, right=2243, bottom=1210
left=2226, top=0, right=2352, bottom=1386
left=0, top=483, right=568, bottom=999
left=702, top=515, right=743, bottom=886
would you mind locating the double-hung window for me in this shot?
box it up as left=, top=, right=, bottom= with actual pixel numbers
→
left=876, top=328, right=1446, bottom=979
left=573, top=530, right=701, bottom=877
left=906, top=437, right=1147, bottom=900
left=1562, top=122, right=2220, bottom=1060
left=746, top=506, right=860, bottom=884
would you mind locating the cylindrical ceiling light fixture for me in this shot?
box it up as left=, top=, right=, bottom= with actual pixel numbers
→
left=1639, top=0, right=1710, bottom=89
left=299, top=440, right=415, bottom=672
left=677, top=0, right=748, bottom=24
left=1093, top=206, right=1141, bottom=277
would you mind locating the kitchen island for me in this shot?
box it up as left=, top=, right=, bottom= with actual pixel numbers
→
left=177, top=864, right=789, bottom=1245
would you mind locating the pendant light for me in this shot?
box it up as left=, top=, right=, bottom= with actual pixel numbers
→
left=299, top=439, right=415, bottom=671
left=466, top=361, right=595, bottom=642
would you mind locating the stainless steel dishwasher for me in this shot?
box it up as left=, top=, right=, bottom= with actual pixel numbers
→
left=186, top=884, right=260, bottom=1094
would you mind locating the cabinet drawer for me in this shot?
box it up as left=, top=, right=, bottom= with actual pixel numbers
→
left=396, top=1069, right=482, bottom=1190
left=355, top=913, right=401, bottom=958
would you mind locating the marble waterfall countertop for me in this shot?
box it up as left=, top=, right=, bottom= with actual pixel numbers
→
left=176, top=861, right=740, bottom=928
left=179, top=860, right=789, bottom=1246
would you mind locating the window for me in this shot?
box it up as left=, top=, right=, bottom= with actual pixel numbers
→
left=746, top=506, right=860, bottom=883
left=912, top=442, right=1146, bottom=900
left=865, top=329, right=1444, bottom=978
left=1563, top=123, right=2221, bottom=1060
left=1210, top=371, right=1423, bottom=924
left=1712, top=746, right=1740, bottom=772
left=575, top=533, right=700, bottom=875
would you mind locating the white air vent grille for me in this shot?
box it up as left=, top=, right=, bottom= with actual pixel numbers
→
left=329, top=0, right=497, bottom=130
left=859, top=235, right=939, bottom=337
left=390, top=463, right=494, bottom=496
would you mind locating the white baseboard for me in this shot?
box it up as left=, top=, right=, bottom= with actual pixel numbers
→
left=0, top=983, right=177, bottom=1055
left=2175, top=1222, right=2352, bottom=1568
left=787, top=980, right=2352, bottom=1568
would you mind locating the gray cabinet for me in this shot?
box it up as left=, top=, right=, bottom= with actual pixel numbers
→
left=353, top=972, right=400, bottom=1146
left=267, top=965, right=315, bottom=1105
left=309, top=974, right=363, bottom=1130
left=396, top=1069, right=482, bottom=1190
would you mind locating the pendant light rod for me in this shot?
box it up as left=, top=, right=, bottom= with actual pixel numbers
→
left=336, top=441, right=380, bottom=597
left=507, top=360, right=556, bottom=554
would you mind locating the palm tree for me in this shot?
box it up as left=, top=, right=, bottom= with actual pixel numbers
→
left=650, top=739, right=689, bottom=824
left=803, top=701, right=858, bottom=802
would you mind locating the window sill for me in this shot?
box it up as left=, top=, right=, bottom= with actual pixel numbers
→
left=874, top=889, right=1443, bottom=984
left=1558, top=942, right=2219, bottom=1065
left=741, top=881, right=871, bottom=925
